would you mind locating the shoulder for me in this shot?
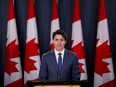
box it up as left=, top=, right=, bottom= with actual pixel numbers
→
left=65, top=49, right=78, bottom=59
left=65, top=49, right=77, bottom=56
left=42, top=50, right=54, bottom=57
left=41, top=50, right=54, bottom=61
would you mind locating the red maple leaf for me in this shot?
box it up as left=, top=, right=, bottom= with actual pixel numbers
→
left=79, top=63, right=85, bottom=73
left=50, top=43, right=54, bottom=50
left=95, top=39, right=111, bottom=76
left=71, top=40, right=85, bottom=59
left=71, top=40, right=85, bottom=73
left=25, top=38, right=40, bottom=74
left=5, top=39, right=20, bottom=75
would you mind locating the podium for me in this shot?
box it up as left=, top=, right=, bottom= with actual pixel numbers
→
left=27, top=80, right=88, bottom=87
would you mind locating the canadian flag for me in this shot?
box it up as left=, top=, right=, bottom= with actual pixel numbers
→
left=4, top=0, right=23, bottom=87
left=71, top=0, right=87, bottom=80
left=94, top=0, right=115, bottom=87
left=50, top=0, right=60, bottom=50
left=24, top=0, right=40, bottom=86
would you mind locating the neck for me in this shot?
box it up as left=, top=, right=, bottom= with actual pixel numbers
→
left=55, top=48, right=64, bottom=53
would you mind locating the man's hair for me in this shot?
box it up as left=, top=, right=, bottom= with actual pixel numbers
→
left=52, top=29, right=67, bottom=41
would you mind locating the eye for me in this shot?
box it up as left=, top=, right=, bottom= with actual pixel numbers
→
left=55, top=39, right=58, bottom=41
left=60, top=39, right=64, bottom=41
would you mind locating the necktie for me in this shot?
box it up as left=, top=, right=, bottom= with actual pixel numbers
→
left=58, top=53, right=62, bottom=77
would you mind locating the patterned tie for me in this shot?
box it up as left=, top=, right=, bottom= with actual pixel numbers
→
left=58, top=53, right=62, bottom=77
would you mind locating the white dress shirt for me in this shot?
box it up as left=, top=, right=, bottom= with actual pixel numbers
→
left=54, top=49, right=65, bottom=64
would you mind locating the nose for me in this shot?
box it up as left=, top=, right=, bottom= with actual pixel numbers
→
left=57, top=40, right=61, bottom=45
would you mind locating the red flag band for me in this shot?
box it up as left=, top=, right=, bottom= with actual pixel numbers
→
left=94, top=0, right=115, bottom=87
left=24, top=0, right=40, bottom=86
left=4, top=0, right=23, bottom=86
left=71, top=0, right=87, bottom=80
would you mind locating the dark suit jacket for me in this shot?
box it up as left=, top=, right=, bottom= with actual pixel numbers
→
left=39, top=49, right=80, bottom=81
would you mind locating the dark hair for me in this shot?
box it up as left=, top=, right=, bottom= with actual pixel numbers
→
left=52, top=29, right=67, bottom=41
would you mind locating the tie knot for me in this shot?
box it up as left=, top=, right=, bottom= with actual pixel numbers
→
left=58, top=53, right=62, bottom=56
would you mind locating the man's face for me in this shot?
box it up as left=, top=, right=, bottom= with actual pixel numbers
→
left=53, top=34, right=66, bottom=52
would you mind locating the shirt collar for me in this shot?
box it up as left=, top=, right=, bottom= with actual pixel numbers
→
left=54, top=49, right=65, bottom=55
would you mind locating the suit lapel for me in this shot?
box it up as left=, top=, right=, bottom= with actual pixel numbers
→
left=50, top=50, right=58, bottom=72
left=61, top=50, right=68, bottom=77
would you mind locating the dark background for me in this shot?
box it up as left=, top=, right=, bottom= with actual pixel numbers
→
left=0, top=0, right=116, bottom=87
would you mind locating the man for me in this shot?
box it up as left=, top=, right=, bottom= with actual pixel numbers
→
left=39, top=29, right=80, bottom=81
